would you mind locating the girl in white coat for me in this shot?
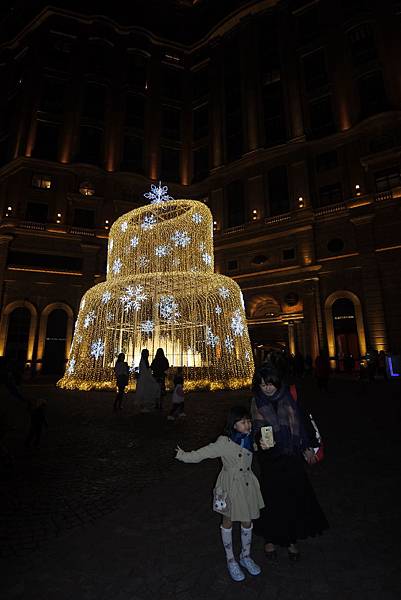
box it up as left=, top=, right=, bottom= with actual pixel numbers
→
left=175, top=406, right=264, bottom=582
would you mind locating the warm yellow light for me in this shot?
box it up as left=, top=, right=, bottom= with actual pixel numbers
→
left=57, top=213, right=61, bottom=218
left=7, top=206, right=12, bottom=211
left=58, top=195, right=254, bottom=391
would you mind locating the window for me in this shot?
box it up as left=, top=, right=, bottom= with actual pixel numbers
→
left=73, top=208, right=95, bottom=228
left=192, top=66, right=209, bottom=99
left=309, top=96, right=335, bottom=138
left=33, top=121, right=59, bottom=160
left=161, top=66, right=183, bottom=100
left=193, top=104, right=209, bottom=140
left=282, top=248, right=295, bottom=261
left=76, top=126, right=103, bottom=165
left=348, top=24, right=377, bottom=67
left=39, top=78, right=66, bottom=114
left=121, top=136, right=143, bottom=173
left=161, top=147, right=180, bottom=182
left=162, top=107, right=181, bottom=140
left=284, top=292, right=299, bottom=307
left=82, top=83, right=106, bottom=121
left=259, top=13, right=280, bottom=83
left=374, top=168, right=401, bottom=192
left=267, top=166, right=290, bottom=216
left=226, top=180, right=245, bottom=228
left=302, top=49, right=328, bottom=92
left=79, top=181, right=95, bottom=196
left=358, top=71, right=387, bottom=119
left=127, top=52, right=148, bottom=89
left=87, top=41, right=112, bottom=76
left=252, top=255, right=268, bottom=265
left=327, top=238, right=345, bottom=253
left=227, top=259, right=238, bottom=271
left=262, top=82, right=287, bottom=146
left=192, top=146, right=209, bottom=182
left=32, top=174, right=52, bottom=189
left=316, top=150, right=338, bottom=172
left=125, top=94, right=145, bottom=130
left=224, top=37, right=243, bottom=162
left=319, top=182, right=343, bottom=206
left=47, top=34, right=73, bottom=71
left=25, top=202, right=48, bottom=223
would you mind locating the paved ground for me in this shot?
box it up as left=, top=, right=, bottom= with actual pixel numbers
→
left=0, top=375, right=400, bottom=599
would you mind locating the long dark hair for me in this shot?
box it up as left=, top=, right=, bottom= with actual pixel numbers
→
left=141, top=348, right=149, bottom=368
left=251, top=365, right=282, bottom=395
left=224, top=405, right=251, bottom=437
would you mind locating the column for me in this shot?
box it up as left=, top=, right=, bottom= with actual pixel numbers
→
left=303, top=285, right=320, bottom=361
left=209, top=40, right=224, bottom=169
left=288, top=322, right=295, bottom=355
left=0, top=235, right=12, bottom=356
left=351, top=214, right=388, bottom=351
left=80, top=244, right=100, bottom=291
left=148, top=48, right=162, bottom=180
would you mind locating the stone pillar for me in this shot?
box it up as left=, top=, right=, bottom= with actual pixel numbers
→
left=303, top=284, right=320, bottom=361
left=0, top=237, right=12, bottom=352
left=288, top=321, right=295, bottom=355
left=209, top=40, right=224, bottom=169
left=80, top=244, right=100, bottom=291
left=210, top=188, right=224, bottom=233
left=351, top=214, right=388, bottom=351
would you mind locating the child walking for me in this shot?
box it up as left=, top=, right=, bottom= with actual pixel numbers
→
left=167, top=368, right=185, bottom=420
left=175, top=406, right=264, bottom=582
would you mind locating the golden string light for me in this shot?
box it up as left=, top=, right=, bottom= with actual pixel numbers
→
left=58, top=187, right=254, bottom=391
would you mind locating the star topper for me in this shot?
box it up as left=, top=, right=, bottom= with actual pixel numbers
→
left=144, top=181, right=174, bottom=205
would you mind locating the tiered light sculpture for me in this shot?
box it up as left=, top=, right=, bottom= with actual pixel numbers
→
left=58, top=183, right=254, bottom=391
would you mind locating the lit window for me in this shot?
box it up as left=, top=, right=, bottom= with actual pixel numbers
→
left=79, top=181, right=96, bottom=196
left=32, top=174, right=52, bottom=189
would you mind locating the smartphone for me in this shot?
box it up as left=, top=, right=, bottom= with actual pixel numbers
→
left=261, top=426, right=275, bottom=448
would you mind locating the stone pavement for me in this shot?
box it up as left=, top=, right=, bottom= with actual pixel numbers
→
left=0, top=376, right=400, bottom=599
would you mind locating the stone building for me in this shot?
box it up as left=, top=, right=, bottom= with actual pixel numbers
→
left=0, top=0, right=400, bottom=375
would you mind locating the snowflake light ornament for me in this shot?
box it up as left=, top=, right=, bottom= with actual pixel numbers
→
left=192, top=212, right=203, bottom=224
left=130, top=236, right=139, bottom=248
left=141, top=214, right=157, bottom=231
left=140, top=320, right=154, bottom=336
left=219, top=286, right=230, bottom=299
left=121, top=221, right=128, bottom=232
left=202, top=252, right=212, bottom=266
left=144, top=181, right=173, bottom=205
left=171, top=230, right=191, bottom=248
left=245, top=350, right=251, bottom=362
left=138, top=255, right=149, bottom=268
left=112, top=258, right=123, bottom=274
left=120, top=285, right=147, bottom=312
left=67, top=357, right=76, bottom=375
left=106, top=312, right=114, bottom=323
left=206, top=326, right=220, bottom=348
left=84, top=311, right=96, bottom=329
left=102, top=291, right=112, bottom=304
left=224, top=336, right=235, bottom=352
left=155, top=244, right=171, bottom=257
left=231, top=309, right=245, bottom=337
left=109, top=239, right=114, bottom=252
left=80, top=298, right=86, bottom=310
left=215, top=305, right=223, bottom=315
left=159, top=295, right=180, bottom=321
left=91, top=339, right=104, bottom=360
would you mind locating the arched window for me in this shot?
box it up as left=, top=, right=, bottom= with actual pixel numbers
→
left=5, top=307, right=31, bottom=366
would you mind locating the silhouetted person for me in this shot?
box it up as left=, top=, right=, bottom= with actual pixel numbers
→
left=151, top=348, right=170, bottom=409
left=114, top=353, right=129, bottom=411
left=315, top=353, right=331, bottom=392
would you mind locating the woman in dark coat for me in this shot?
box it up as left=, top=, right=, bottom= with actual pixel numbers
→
left=251, top=365, right=328, bottom=561
left=150, top=348, right=169, bottom=409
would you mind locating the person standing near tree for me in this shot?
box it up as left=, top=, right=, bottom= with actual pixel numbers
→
left=150, top=348, right=169, bottom=409
left=113, top=353, right=129, bottom=411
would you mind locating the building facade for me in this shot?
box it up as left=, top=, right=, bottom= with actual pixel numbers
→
left=0, top=0, right=400, bottom=375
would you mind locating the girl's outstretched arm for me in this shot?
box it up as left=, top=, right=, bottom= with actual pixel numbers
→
left=175, top=438, right=224, bottom=463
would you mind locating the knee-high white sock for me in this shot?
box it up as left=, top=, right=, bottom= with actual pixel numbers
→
left=220, top=526, right=235, bottom=562
left=240, top=524, right=253, bottom=559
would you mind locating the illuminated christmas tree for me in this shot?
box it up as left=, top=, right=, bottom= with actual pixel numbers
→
left=58, top=183, right=254, bottom=391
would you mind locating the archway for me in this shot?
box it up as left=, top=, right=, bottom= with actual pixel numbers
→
left=0, top=301, right=38, bottom=367
left=37, top=303, right=74, bottom=374
left=325, top=291, right=366, bottom=368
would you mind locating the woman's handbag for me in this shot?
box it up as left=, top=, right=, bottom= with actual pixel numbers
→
left=213, top=486, right=231, bottom=516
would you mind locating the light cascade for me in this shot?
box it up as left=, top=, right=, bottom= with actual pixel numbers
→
left=58, top=185, right=254, bottom=391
